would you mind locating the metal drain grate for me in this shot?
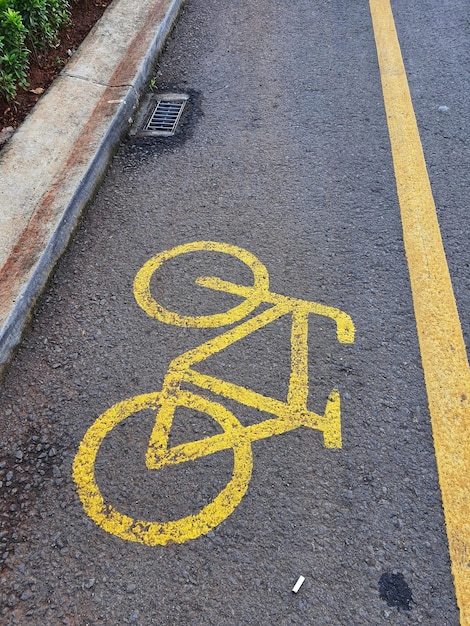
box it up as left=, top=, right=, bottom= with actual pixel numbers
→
left=143, top=94, right=188, bottom=136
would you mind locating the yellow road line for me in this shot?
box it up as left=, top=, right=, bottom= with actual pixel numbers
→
left=369, top=1, right=470, bottom=621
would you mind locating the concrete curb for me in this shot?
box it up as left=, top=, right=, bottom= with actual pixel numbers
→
left=0, top=0, right=184, bottom=378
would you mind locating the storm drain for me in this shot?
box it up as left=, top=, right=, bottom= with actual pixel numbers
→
left=133, top=93, right=189, bottom=137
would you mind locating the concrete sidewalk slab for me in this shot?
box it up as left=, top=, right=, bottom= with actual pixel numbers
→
left=0, top=0, right=183, bottom=377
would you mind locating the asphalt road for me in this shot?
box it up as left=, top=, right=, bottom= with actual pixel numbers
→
left=0, top=0, right=468, bottom=624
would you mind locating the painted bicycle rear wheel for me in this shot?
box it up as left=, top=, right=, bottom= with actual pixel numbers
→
left=72, top=390, right=253, bottom=545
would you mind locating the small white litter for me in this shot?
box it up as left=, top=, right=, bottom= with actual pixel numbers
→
left=292, top=576, right=305, bottom=593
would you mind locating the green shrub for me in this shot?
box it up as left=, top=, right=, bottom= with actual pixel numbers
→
left=0, top=6, right=28, bottom=100
left=11, top=0, right=71, bottom=50
left=0, top=0, right=72, bottom=100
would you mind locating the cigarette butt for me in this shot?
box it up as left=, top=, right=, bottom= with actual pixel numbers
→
left=292, top=575, right=305, bottom=593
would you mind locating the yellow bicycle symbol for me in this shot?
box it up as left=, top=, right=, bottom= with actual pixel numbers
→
left=73, top=242, right=355, bottom=545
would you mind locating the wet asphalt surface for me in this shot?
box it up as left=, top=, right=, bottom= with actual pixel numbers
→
left=0, top=0, right=468, bottom=624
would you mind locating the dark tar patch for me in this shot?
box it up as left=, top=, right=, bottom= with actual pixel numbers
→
left=379, top=572, right=413, bottom=611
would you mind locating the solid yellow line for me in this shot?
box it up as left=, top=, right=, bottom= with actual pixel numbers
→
left=369, top=1, right=470, bottom=621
